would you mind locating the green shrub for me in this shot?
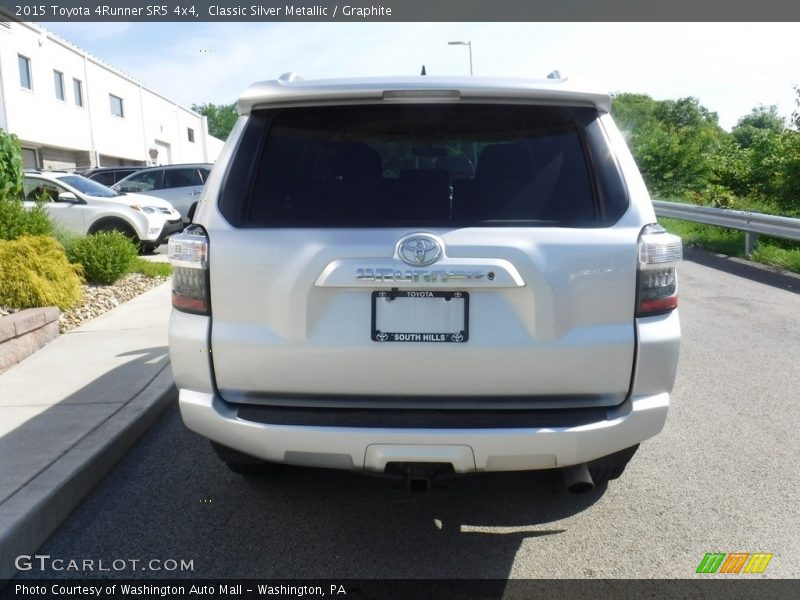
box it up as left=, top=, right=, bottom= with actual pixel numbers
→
left=687, top=184, right=737, bottom=209
left=0, top=130, right=55, bottom=240
left=67, top=231, right=138, bottom=284
left=0, top=235, right=83, bottom=309
left=0, top=129, right=24, bottom=200
left=52, top=225, right=84, bottom=255
left=0, top=197, right=54, bottom=241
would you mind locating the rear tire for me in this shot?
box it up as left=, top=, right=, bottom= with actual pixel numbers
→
left=211, top=441, right=276, bottom=476
left=89, top=219, right=145, bottom=253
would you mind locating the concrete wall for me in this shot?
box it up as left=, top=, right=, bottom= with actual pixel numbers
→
left=0, top=308, right=60, bottom=375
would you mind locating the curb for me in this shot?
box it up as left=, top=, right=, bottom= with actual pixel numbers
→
left=682, top=246, right=800, bottom=293
left=0, top=365, right=176, bottom=581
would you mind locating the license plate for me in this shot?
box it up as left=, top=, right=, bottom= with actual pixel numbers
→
left=371, top=291, right=469, bottom=343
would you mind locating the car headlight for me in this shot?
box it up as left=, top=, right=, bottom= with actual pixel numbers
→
left=130, top=205, right=160, bottom=214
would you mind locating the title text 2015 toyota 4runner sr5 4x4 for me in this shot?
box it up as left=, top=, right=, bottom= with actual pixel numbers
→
left=168, top=74, right=681, bottom=493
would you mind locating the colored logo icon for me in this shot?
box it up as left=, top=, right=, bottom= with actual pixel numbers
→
left=696, top=552, right=773, bottom=574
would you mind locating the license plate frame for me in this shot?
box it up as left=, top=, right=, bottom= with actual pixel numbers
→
left=371, top=290, right=469, bottom=343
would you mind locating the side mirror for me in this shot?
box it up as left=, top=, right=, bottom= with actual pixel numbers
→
left=187, top=201, right=198, bottom=222
left=57, top=192, right=79, bottom=203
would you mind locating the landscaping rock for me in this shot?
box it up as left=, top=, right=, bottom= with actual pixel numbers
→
left=0, top=273, right=169, bottom=370
left=57, top=273, right=170, bottom=333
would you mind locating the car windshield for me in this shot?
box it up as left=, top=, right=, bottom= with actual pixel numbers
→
left=56, top=175, right=120, bottom=198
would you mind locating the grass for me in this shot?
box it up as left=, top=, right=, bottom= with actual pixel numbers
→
left=750, top=244, right=800, bottom=273
left=129, top=257, right=173, bottom=278
left=659, top=217, right=800, bottom=274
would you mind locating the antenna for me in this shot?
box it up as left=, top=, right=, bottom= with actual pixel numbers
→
left=420, top=65, right=427, bottom=76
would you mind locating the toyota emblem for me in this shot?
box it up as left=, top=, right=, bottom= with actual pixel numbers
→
left=397, top=234, right=442, bottom=267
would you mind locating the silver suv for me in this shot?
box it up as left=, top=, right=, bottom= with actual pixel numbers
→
left=114, top=163, right=211, bottom=223
left=168, top=75, right=682, bottom=493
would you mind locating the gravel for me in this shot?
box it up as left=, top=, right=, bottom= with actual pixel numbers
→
left=0, top=273, right=171, bottom=329
left=57, top=273, right=170, bottom=333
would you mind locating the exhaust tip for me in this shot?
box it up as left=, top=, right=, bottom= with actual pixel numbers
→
left=567, top=480, right=594, bottom=494
left=563, top=463, right=594, bottom=494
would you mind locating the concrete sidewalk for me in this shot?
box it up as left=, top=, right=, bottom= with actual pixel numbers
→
left=0, top=282, right=175, bottom=580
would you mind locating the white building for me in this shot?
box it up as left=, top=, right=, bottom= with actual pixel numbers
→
left=0, top=18, right=224, bottom=170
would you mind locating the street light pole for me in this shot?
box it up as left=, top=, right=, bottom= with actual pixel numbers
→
left=447, top=40, right=473, bottom=75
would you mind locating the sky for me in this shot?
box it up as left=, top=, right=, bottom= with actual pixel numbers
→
left=41, top=22, right=800, bottom=131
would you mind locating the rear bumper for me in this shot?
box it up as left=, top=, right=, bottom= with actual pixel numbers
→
left=178, top=389, right=669, bottom=472
left=155, top=218, right=185, bottom=244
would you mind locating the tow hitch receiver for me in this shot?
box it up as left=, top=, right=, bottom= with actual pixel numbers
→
left=386, top=462, right=455, bottom=494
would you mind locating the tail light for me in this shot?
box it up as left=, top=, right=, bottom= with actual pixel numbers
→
left=636, top=224, right=682, bottom=317
left=168, top=226, right=210, bottom=315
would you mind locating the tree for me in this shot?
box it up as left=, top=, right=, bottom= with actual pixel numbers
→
left=738, top=129, right=800, bottom=213
left=612, top=91, right=800, bottom=214
left=611, top=93, right=728, bottom=199
left=654, top=97, right=720, bottom=131
left=192, top=102, right=237, bottom=141
left=732, top=105, right=784, bottom=148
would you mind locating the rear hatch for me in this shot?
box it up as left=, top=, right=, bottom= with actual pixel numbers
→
left=207, top=102, right=639, bottom=409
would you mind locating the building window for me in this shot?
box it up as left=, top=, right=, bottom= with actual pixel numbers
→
left=18, top=55, right=32, bottom=90
left=53, top=70, right=65, bottom=101
left=21, top=148, right=39, bottom=169
left=109, top=94, right=124, bottom=118
left=73, top=78, right=83, bottom=107
left=187, top=128, right=195, bottom=143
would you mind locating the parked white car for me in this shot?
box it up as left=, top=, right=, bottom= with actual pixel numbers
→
left=23, top=171, right=184, bottom=252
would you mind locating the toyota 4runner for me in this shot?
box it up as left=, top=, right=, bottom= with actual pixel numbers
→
left=168, top=74, right=681, bottom=492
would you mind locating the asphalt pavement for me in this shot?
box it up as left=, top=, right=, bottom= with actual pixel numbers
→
left=9, top=249, right=800, bottom=579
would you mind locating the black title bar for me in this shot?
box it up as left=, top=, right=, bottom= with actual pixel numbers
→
left=2, top=579, right=800, bottom=600
left=2, top=0, right=800, bottom=22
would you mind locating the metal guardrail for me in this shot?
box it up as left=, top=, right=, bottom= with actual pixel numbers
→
left=653, top=200, right=800, bottom=255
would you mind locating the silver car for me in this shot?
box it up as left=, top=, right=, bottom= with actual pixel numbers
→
left=113, top=163, right=211, bottom=223
left=168, top=74, right=682, bottom=493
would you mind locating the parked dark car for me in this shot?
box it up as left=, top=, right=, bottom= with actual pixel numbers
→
left=82, top=166, right=144, bottom=187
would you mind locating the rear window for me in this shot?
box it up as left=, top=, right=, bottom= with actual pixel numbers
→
left=220, top=104, right=628, bottom=227
left=88, top=171, right=115, bottom=186
left=164, top=168, right=203, bottom=188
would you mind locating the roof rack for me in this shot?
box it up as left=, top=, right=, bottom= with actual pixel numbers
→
left=278, top=72, right=304, bottom=83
